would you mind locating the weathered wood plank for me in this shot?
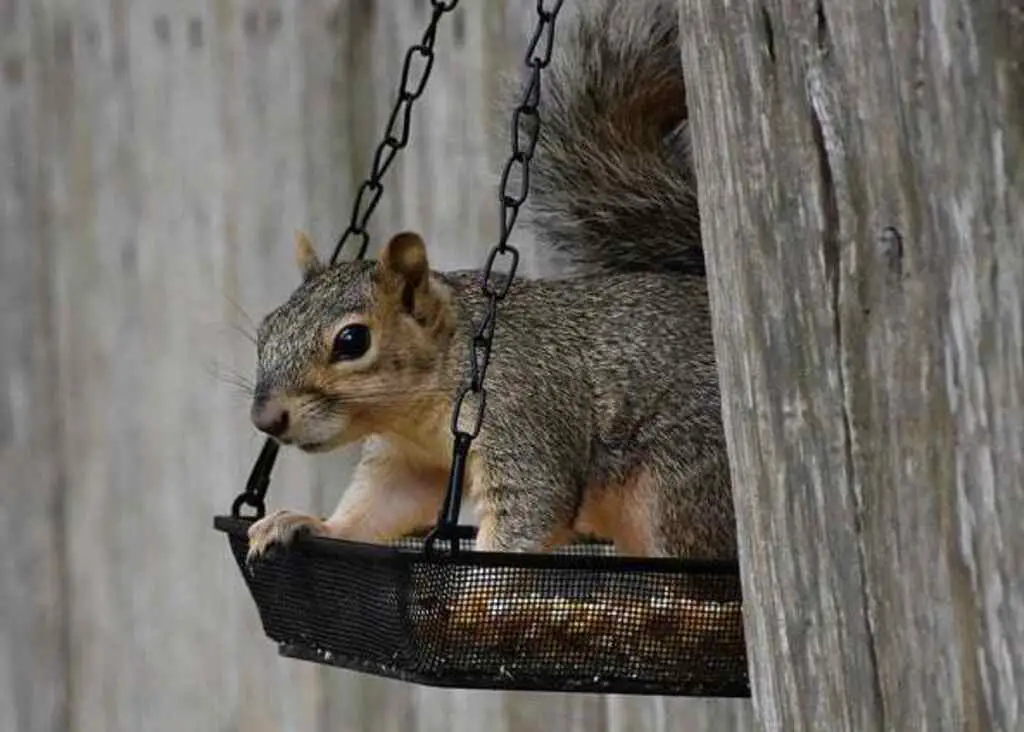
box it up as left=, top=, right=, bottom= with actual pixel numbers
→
left=678, top=0, right=1023, bottom=730
left=0, top=2, right=69, bottom=731
left=41, top=1, right=324, bottom=730
left=607, top=695, right=754, bottom=732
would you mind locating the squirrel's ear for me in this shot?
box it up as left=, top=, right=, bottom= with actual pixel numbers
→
left=376, top=231, right=432, bottom=314
left=294, top=230, right=324, bottom=282
left=379, top=231, right=429, bottom=288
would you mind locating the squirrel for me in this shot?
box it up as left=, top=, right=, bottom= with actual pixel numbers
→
left=244, top=0, right=737, bottom=564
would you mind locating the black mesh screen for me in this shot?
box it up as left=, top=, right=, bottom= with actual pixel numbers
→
left=216, top=516, right=750, bottom=697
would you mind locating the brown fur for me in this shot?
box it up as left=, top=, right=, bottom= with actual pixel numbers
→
left=574, top=467, right=661, bottom=556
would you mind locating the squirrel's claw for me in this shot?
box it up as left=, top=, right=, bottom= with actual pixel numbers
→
left=245, top=509, right=325, bottom=569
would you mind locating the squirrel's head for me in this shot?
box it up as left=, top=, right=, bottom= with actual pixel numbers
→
left=250, top=230, right=455, bottom=452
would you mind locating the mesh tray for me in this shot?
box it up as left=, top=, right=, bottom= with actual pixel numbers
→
left=215, top=516, right=750, bottom=696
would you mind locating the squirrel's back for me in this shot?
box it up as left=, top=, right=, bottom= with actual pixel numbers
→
left=524, top=0, right=702, bottom=277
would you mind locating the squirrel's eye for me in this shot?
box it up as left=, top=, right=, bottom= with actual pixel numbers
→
left=331, top=324, right=371, bottom=362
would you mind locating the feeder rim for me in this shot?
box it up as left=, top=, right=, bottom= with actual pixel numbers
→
left=214, top=516, right=741, bottom=576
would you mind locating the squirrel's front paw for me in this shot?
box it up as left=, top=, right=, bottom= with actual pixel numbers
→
left=246, top=509, right=327, bottom=566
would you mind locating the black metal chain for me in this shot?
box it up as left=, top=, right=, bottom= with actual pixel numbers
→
left=330, top=0, right=460, bottom=264
left=232, top=0, right=460, bottom=519
left=426, top=0, right=564, bottom=553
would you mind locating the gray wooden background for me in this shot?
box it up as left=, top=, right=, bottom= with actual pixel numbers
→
left=1, top=2, right=754, bottom=731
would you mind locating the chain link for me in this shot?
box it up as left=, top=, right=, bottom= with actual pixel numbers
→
left=331, top=0, right=461, bottom=264
left=429, top=0, right=564, bottom=550
left=233, top=0, right=460, bottom=519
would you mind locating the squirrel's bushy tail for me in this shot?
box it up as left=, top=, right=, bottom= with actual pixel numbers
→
left=523, top=0, right=702, bottom=276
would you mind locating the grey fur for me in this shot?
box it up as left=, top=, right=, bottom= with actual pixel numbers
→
left=255, top=262, right=376, bottom=395
left=444, top=268, right=734, bottom=558
left=524, top=0, right=704, bottom=276
left=250, top=0, right=736, bottom=561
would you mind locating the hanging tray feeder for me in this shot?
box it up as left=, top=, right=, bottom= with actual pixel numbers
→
left=214, top=514, right=748, bottom=696
left=217, top=0, right=750, bottom=698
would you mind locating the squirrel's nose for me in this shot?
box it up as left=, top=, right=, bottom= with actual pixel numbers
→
left=251, top=397, right=290, bottom=437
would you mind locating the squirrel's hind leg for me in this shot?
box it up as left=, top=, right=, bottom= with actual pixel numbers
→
left=471, top=452, right=579, bottom=554
left=574, top=466, right=669, bottom=558
left=641, top=441, right=737, bottom=561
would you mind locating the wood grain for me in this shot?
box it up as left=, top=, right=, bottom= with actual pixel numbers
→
left=679, top=0, right=1023, bottom=729
left=0, top=1, right=69, bottom=730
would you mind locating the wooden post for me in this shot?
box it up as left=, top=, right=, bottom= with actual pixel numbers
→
left=678, top=1, right=1023, bottom=730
